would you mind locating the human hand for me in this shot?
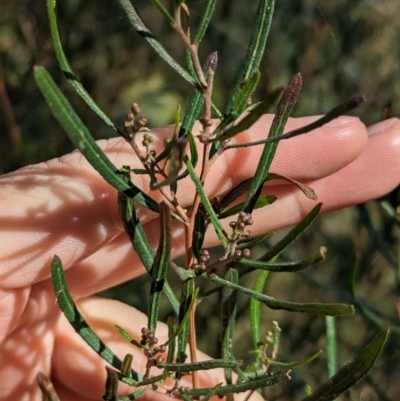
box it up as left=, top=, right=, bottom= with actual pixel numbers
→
left=0, top=115, right=399, bottom=400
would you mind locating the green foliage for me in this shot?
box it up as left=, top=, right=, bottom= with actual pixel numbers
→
left=31, top=0, right=393, bottom=400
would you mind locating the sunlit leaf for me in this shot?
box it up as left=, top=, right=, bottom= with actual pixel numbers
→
left=34, top=66, right=158, bottom=212
left=148, top=202, right=172, bottom=332
left=244, top=73, right=303, bottom=213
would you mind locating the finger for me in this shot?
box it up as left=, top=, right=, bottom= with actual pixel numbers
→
left=52, top=297, right=264, bottom=401
left=0, top=115, right=369, bottom=290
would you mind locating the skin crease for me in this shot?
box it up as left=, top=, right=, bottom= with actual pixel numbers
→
left=0, top=114, right=400, bottom=400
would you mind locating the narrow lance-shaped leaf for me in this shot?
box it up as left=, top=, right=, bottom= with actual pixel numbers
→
left=166, top=316, right=177, bottom=364
left=46, top=0, right=121, bottom=134
left=184, top=155, right=228, bottom=247
left=118, top=190, right=179, bottom=314
left=117, top=0, right=196, bottom=86
left=269, top=349, right=322, bottom=369
left=187, top=370, right=290, bottom=397
left=243, top=73, right=303, bottom=213
left=210, top=86, right=283, bottom=143
left=326, top=316, right=338, bottom=378
left=218, top=195, right=277, bottom=220
left=267, top=173, right=317, bottom=200
left=209, top=274, right=354, bottom=316
left=224, top=0, right=275, bottom=115
left=121, top=354, right=134, bottom=378
left=237, top=246, right=326, bottom=273
left=194, top=0, right=217, bottom=45
left=148, top=201, right=172, bottom=333
left=221, top=269, right=239, bottom=385
left=34, top=66, right=158, bottom=212
left=226, top=95, right=366, bottom=150
left=193, top=210, right=206, bottom=261
left=164, top=287, right=199, bottom=347
left=177, top=279, right=195, bottom=362
left=236, top=231, right=274, bottom=250
left=50, top=256, right=142, bottom=381
left=149, top=0, right=175, bottom=24
left=216, top=172, right=315, bottom=216
left=301, top=328, right=390, bottom=401
left=114, top=325, right=144, bottom=350
left=159, top=359, right=239, bottom=372
left=239, top=203, right=322, bottom=278
left=211, top=71, right=261, bottom=143
left=250, top=270, right=270, bottom=349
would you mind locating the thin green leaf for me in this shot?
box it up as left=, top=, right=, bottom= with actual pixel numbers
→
left=301, top=328, right=390, bottom=401
left=221, top=269, right=239, bottom=385
left=164, top=288, right=199, bottom=347
left=237, top=231, right=274, bottom=250
left=226, top=95, right=366, bottom=149
left=271, top=320, right=281, bottom=359
left=199, top=383, right=223, bottom=401
left=119, top=387, right=146, bottom=401
left=118, top=191, right=179, bottom=314
left=104, top=367, right=119, bottom=401
left=224, top=0, right=275, bottom=115
left=210, top=86, right=283, bottom=143
left=184, top=155, right=228, bottom=247
left=250, top=270, right=270, bottom=349
left=212, top=71, right=261, bottom=141
left=149, top=0, right=175, bottom=25
left=166, top=316, right=177, bottom=363
left=177, top=279, right=194, bottom=362
left=267, top=173, right=317, bottom=200
left=148, top=202, right=172, bottom=333
left=50, top=256, right=142, bottom=381
left=193, top=210, right=206, bottom=261
left=266, top=95, right=366, bottom=145
left=218, top=195, right=276, bottom=220
left=217, top=172, right=314, bottom=216
left=209, top=275, right=354, bottom=316
left=187, top=370, right=290, bottom=396
left=159, top=359, right=239, bottom=372
left=269, top=349, right=322, bottom=369
left=194, top=0, right=217, bottom=45
left=326, top=316, right=338, bottom=377
left=238, top=246, right=326, bottom=273
left=34, top=66, right=158, bottom=212
left=244, top=73, right=303, bottom=213
left=117, top=0, right=196, bottom=86
left=115, top=325, right=144, bottom=350
left=46, top=0, right=120, bottom=134
left=121, top=354, right=134, bottom=378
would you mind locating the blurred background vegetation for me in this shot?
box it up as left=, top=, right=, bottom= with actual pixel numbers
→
left=1, top=1, right=400, bottom=400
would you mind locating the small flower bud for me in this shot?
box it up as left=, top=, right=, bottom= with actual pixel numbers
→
left=138, top=117, right=148, bottom=127
left=144, top=348, right=154, bottom=358
left=234, top=250, right=242, bottom=259
left=125, top=112, right=134, bottom=121
left=242, top=248, right=251, bottom=258
left=131, top=103, right=141, bottom=115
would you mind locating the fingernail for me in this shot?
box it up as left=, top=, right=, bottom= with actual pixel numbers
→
left=367, top=118, right=399, bottom=136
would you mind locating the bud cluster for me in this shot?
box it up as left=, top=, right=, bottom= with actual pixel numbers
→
left=140, top=327, right=166, bottom=369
